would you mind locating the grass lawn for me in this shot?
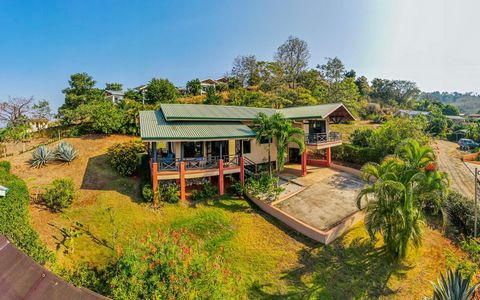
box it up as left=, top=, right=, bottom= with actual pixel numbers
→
left=4, top=134, right=476, bottom=299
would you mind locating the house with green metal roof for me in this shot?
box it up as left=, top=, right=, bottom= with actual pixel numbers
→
left=139, top=102, right=355, bottom=202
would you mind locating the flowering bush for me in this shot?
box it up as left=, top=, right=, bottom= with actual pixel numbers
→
left=107, top=141, right=146, bottom=176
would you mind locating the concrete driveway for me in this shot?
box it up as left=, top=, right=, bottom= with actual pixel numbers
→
left=276, top=167, right=364, bottom=231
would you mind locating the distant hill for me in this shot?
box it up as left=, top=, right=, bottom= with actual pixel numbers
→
left=422, top=91, right=480, bottom=114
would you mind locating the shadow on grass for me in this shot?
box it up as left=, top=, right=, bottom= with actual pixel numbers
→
left=80, top=154, right=143, bottom=202
left=250, top=237, right=411, bottom=299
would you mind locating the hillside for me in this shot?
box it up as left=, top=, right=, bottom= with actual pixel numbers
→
left=423, top=91, right=480, bottom=114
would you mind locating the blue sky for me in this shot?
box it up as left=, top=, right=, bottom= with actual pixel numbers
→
left=0, top=0, right=478, bottom=110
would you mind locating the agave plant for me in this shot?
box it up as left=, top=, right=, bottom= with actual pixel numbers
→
left=55, top=142, right=78, bottom=162
left=31, top=145, right=54, bottom=168
left=425, top=269, right=479, bottom=300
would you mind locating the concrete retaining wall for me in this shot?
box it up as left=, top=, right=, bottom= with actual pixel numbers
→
left=246, top=191, right=364, bottom=245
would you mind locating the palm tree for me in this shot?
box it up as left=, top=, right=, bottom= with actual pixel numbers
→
left=357, top=140, right=449, bottom=260
left=254, top=112, right=274, bottom=174
left=356, top=158, right=423, bottom=260
left=425, top=269, right=479, bottom=300
left=270, top=113, right=305, bottom=171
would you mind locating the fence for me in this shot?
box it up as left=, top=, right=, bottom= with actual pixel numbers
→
left=0, top=126, right=76, bottom=158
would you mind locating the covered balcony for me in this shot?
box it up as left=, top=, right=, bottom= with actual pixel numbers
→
left=305, top=131, right=342, bottom=149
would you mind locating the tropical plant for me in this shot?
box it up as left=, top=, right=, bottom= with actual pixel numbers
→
left=55, top=142, right=78, bottom=162
left=43, top=177, right=76, bottom=212
left=271, top=113, right=305, bottom=171
left=356, top=139, right=449, bottom=261
left=425, top=269, right=479, bottom=300
left=31, top=145, right=54, bottom=168
left=254, top=112, right=275, bottom=174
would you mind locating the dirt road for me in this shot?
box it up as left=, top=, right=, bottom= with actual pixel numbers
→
left=434, top=140, right=475, bottom=199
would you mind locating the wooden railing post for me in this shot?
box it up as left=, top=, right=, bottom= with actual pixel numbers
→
left=218, top=159, right=224, bottom=196
left=179, top=161, right=186, bottom=201
left=239, top=156, right=245, bottom=185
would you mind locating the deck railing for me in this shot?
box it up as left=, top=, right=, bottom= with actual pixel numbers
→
left=157, top=155, right=240, bottom=171
left=305, top=132, right=342, bottom=145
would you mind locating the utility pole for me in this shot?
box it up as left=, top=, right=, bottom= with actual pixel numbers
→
left=475, top=168, right=478, bottom=237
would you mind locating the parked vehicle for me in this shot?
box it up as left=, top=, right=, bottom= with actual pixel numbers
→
left=458, top=138, right=479, bottom=150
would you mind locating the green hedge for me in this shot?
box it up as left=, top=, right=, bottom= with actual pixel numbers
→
left=332, top=144, right=381, bottom=165
left=444, top=191, right=480, bottom=237
left=0, top=161, right=51, bottom=264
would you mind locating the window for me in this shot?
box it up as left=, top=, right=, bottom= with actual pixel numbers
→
left=242, top=140, right=251, bottom=154
left=260, top=136, right=270, bottom=144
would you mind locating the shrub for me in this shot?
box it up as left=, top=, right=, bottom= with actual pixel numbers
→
left=228, top=181, right=244, bottom=197
left=332, top=144, right=380, bottom=165
left=141, top=184, right=153, bottom=202
left=66, top=230, right=233, bottom=299
left=31, top=145, right=54, bottom=168
left=444, top=191, right=480, bottom=236
left=245, top=173, right=284, bottom=202
left=0, top=164, right=51, bottom=264
left=56, top=142, right=78, bottom=162
left=43, top=177, right=76, bottom=212
left=189, top=182, right=219, bottom=202
left=107, top=141, right=146, bottom=176
left=0, top=160, right=11, bottom=173
left=159, top=184, right=180, bottom=204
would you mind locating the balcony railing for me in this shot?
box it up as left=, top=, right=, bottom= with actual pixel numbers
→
left=305, top=132, right=342, bottom=145
left=157, top=155, right=240, bottom=171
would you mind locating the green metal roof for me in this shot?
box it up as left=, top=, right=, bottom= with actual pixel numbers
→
left=160, top=103, right=354, bottom=121
left=279, top=103, right=350, bottom=119
left=161, top=104, right=275, bottom=121
left=139, top=110, right=256, bottom=140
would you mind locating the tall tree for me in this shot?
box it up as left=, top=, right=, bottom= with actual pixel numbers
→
left=371, top=79, right=420, bottom=107
left=319, top=57, right=345, bottom=84
left=105, top=83, right=123, bottom=91
left=0, top=97, right=34, bottom=126
left=355, top=76, right=372, bottom=98
left=32, top=100, right=52, bottom=120
left=231, top=55, right=261, bottom=87
left=274, top=36, right=310, bottom=88
left=60, top=73, right=103, bottom=111
left=145, top=78, right=179, bottom=104
left=186, top=78, right=202, bottom=96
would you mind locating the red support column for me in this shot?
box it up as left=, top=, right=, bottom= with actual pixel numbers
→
left=152, top=162, right=158, bottom=205
left=218, top=159, right=224, bottom=196
left=239, top=157, right=245, bottom=185
left=179, top=161, right=186, bottom=201
left=301, top=151, right=307, bottom=177
left=326, top=147, right=332, bottom=167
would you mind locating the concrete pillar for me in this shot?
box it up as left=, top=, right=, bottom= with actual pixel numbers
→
left=326, top=147, right=331, bottom=167
left=152, top=162, right=158, bottom=205
left=239, top=156, right=245, bottom=185
left=301, top=151, right=307, bottom=177
left=179, top=161, right=186, bottom=201
left=218, top=159, right=224, bottom=196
